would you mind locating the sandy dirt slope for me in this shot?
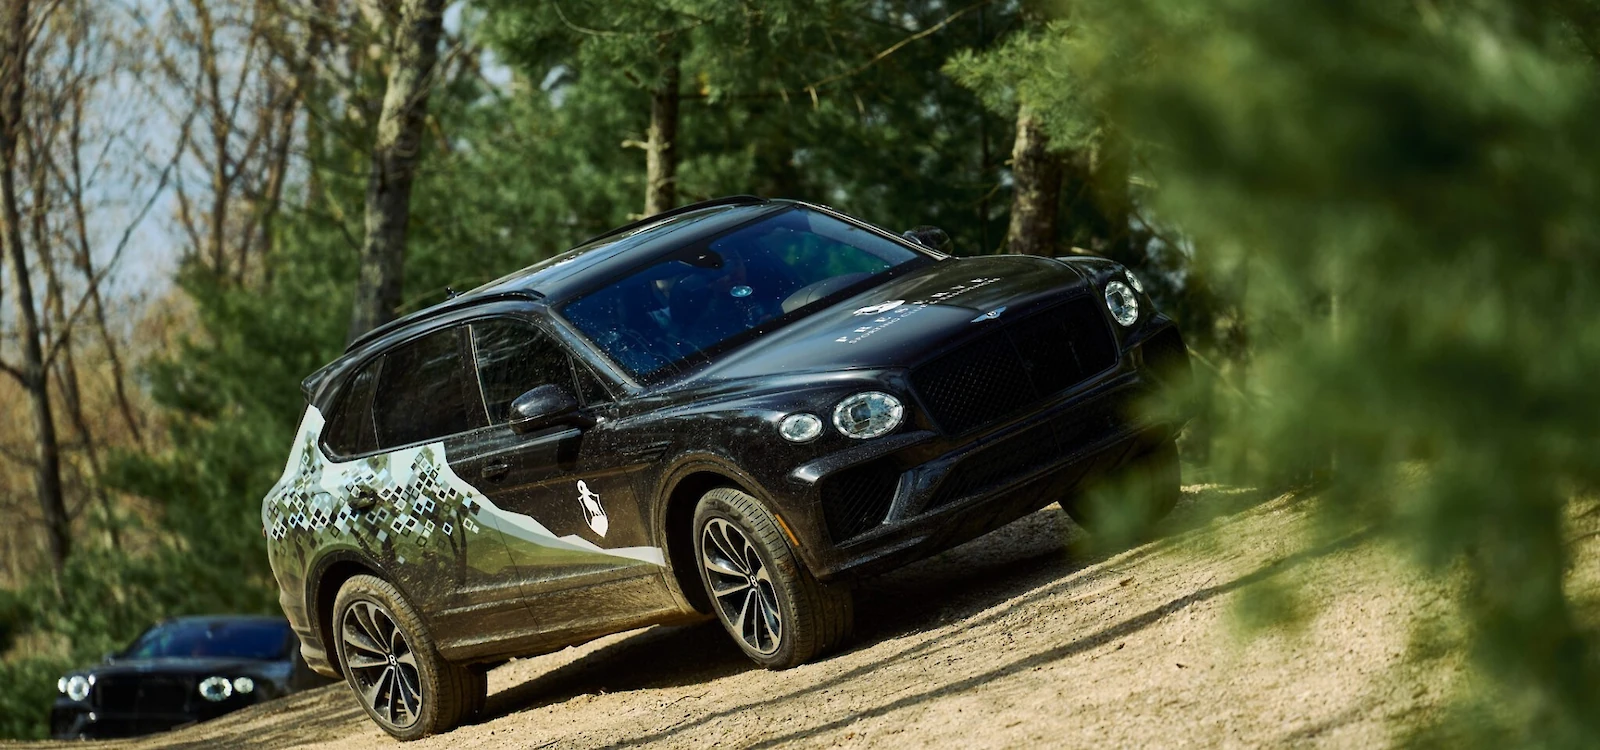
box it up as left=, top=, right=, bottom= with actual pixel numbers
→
left=30, top=487, right=1475, bottom=749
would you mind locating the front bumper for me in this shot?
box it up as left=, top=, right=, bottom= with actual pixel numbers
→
left=786, top=322, right=1190, bottom=581
left=50, top=697, right=261, bottom=740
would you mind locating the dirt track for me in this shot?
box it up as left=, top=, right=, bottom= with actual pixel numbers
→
left=38, top=487, right=1473, bottom=749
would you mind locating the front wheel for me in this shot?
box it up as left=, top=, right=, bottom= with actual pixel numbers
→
left=693, top=487, right=853, bottom=669
left=332, top=575, right=485, bottom=741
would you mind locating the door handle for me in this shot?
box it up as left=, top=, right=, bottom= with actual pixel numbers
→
left=483, top=462, right=512, bottom=481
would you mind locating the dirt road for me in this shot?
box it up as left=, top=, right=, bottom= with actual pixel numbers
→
left=51, top=487, right=1471, bottom=748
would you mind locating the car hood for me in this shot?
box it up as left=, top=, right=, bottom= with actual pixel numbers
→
left=84, top=657, right=276, bottom=678
left=676, top=254, right=1089, bottom=386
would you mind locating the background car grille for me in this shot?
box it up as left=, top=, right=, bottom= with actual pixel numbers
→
left=911, top=297, right=1118, bottom=436
left=818, top=459, right=901, bottom=542
left=95, top=675, right=191, bottom=715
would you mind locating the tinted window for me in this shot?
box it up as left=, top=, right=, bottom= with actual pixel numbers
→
left=469, top=319, right=574, bottom=424
left=373, top=328, right=478, bottom=447
left=324, top=359, right=381, bottom=456
left=124, top=620, right=291, bottom=661
left=561, top=207, right=922, bottom=379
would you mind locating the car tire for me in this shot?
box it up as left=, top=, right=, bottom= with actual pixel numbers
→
left=332, top=575, right=484, bottom=741
left=693, top=487, right=853, bottom=669
left=1067, top=438, right=1181, bottom=539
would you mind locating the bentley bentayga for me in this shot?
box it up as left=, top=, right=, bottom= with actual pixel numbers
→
left=263, top=196, right=1190, bottom=740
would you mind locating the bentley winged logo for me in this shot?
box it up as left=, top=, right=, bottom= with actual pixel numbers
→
left=971, top=306, right=1007, bottom=323
left=577, top=480, right=609, bottom=537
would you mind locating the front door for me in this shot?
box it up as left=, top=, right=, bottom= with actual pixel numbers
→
left=455, top=317, right=667, bottom=626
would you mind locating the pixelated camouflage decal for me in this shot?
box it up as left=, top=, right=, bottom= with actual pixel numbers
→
left=263, top=407, right=664, bottom=568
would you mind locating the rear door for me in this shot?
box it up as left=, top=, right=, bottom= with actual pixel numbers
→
left=454, top=316, right=667, bottom=612
left=327, top=326, right=526, bottom=638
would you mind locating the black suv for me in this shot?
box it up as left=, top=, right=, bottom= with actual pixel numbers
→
left=263, top=197, right=1190, bottom=740
left=51, top=616, right=327, bottom=738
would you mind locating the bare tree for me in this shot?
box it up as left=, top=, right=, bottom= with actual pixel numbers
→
left=0, top=0, right=72, bottom=577
left=347, top=0, right=446, bottom=342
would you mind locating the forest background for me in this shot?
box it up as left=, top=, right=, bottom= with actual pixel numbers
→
left=1, top=0, right=1598, bottom=745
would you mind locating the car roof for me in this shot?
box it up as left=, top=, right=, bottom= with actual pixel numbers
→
left=342, top=196, right=777, bottom=354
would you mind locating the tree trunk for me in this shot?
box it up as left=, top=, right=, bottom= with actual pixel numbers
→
left=644, top=48, right=680, bottom=216
left=1090, top=130, right=1134, bottom=262
left=1005, top=103, right=1064, bottom=256
left=1, top=0, right=71, bottom=576
left=347, top=0, right=446, bottom=343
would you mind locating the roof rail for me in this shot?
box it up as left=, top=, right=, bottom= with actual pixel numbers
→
left=575, top=195, right=768, bottom=248
left=342, top=289, right=542, bottom=355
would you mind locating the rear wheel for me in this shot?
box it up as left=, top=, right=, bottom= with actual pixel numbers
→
left=693, top=487, right=853, bottom=669
left=1067, top=439, right=1181, bottom=541
left=332, top=575, right=484, bottom=741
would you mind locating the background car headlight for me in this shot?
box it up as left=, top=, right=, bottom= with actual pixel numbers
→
left=778, top=413, right=823, bottom=443
left=1124, top=269, right=1145, bottom=294
left=198, top=676, right=233, bottom=702
left=832, top=392, right=903, bottom=439
left=1104, top=280, right=1140, bottom=326
left=232, top=676, right=255, bottom=695
left=63, top=675, right=91, bottom=702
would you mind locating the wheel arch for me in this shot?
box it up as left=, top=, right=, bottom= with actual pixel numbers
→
left=306, top=551, right=384, bottom=677
left=658, top=457, right=767, bottom=614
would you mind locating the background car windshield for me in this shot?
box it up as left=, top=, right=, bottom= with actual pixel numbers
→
left=562, top=208, right=921, bottom=378
left=123, top=621, right=290, bottom=661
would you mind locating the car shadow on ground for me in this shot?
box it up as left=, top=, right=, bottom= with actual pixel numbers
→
left=474, top=485, right=1288, bottom=729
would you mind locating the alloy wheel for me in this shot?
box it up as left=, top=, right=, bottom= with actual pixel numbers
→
left=340, top=600, right=423, bottom=728
left=701, top=517, right=784, bottom=655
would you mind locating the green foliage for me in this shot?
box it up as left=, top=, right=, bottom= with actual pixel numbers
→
left=981, top=0, right=1600, bottom=744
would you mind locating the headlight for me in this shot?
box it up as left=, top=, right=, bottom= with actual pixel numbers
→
left=1104, top=280, right=1139, bottom=327
left=232, top=677, right=255, bottom=695
left=832, top=392, right=903, bottom=439
left=63, top=675, right=91, bottom=702
left=1124, top=269, right=1145, bottom=294
left=198, top=676, right=233, bottom=702
left=778, top=413, right=823, bottom=443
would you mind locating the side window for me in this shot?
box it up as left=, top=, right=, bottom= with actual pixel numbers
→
left=372, top=327, right=478, bottom=448
left=323, top=358, right=382, bottom=456
left=574, top=362, right=611, bottom=407
left=470, top=319, right=575, bottom=424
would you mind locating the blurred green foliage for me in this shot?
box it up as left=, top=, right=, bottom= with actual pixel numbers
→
left=950, top=0, right=1600, bottom=744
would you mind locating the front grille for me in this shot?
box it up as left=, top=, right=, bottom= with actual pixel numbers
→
left=95, top=675, right=190, bottom=715
left=912, top=297, right=1117, bottom=436
left=819, top=460, right=901, bottom=542
left=927, top=400, right=1126, bottom=509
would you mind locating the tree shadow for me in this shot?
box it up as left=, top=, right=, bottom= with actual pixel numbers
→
left=474, top=484, right=1294, bottom=739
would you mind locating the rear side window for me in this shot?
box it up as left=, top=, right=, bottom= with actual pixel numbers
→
left=372, top=328, right=480, bottom=448
left=470, top=319, right=578, bottom=423
left=323, top=359, right=381, bottom=457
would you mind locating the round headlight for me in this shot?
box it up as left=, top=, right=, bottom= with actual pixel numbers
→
left=1104, top=280, right=1139, bottom=327
left=778, top=413, right=823, bottom=443
left=232, top=676, right=255, bottom=695
left=832, top=392, right=903, bottom=439
left=64, top=675, right=91, bottom=702
left=198, top=676, right=233, bottom=702
left=1124, top=269, right=1145, bottom=294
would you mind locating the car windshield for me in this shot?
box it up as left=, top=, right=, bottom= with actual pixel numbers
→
left=123, top=620, right=291, bottom=661
left=561, top=207, right=925, bottom=379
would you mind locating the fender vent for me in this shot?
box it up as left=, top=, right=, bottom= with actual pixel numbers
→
left=818, top=460, right=901, bottom=542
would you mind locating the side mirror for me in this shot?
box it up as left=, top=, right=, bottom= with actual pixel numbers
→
left=508, top=384, right=583, bottom=434
left=102, top=652, right=118, bottom=664
left=902, top=225, right=952, bottom=254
